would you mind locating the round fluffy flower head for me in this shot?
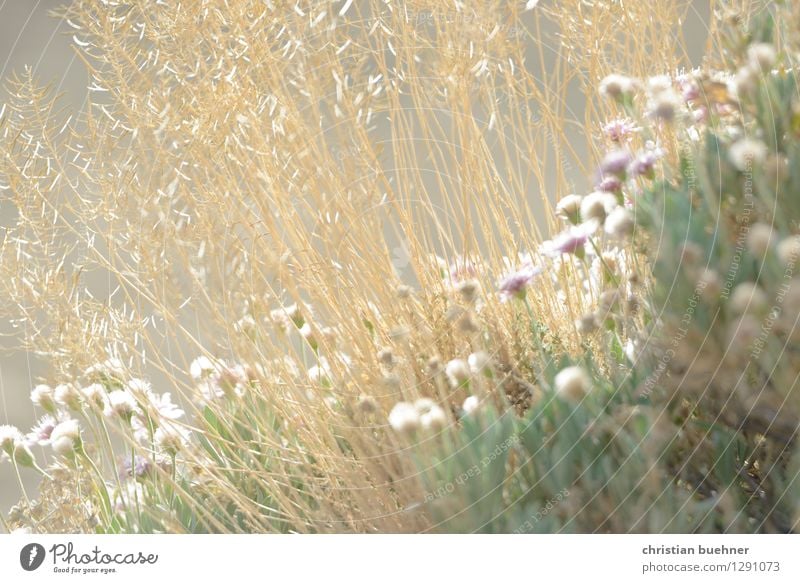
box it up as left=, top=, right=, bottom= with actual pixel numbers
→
left=603, top=118, right=638, bottom=144
left=747, top=42, right=776, bottom=72
left=555, top=194, right=583, bottom=224
left=81, top=383, right=109, bottom=411
left=27, top=414, right=61, bottom=446
left=104, top=390, right=140, bottom=422
left=190, top=356, right=217, bottom=382
left=599, top=74, right=636, bottom=102
left=541, top=221, right=598, bottom=258
left=462, top=395, right=480, bottom=415
left=730, top=282, right=768, bottom=314
left=554, top=366, right=591, bottom=403
left=155, top=424, right=191, bottom=456
left=50, top=419, right=82, bottom=457
left=777, top=236, right=800, bottom=266
left=468, top=351, right=492, bottom=376
left=599, top=149, right=633, bottom=179
left=729, top=138, right=767, bottom=172
left=126, top=378, right=154, bottom=400
left=498, top=265, right=541, bottom=302
left=605, top=207, right=635, bottom=239
left=580, top=191, right=618, bottom=223
left=85, top=357, right=126, bottom=386
left=456, top=279, right=481, bottom=303
left=31, top=384, right=56, bottom=413
left=388, top=402, right=420, bottom=435
left=629, top=149, right=662, bottom=179
left=54, top=383, right=82, bottom=411
left=0, top=425, right=24, bottom=457
left=445, top=359, right=471, bottom=387
left=419, top=403, right=447, bottom=432
left=597, top=176, right=622, bottom=193
left=650, top=89, right=681, bottom=122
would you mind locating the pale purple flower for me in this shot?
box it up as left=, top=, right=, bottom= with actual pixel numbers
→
left=597, top=175, right=622, bottom=193
left=498, top=265, right=542, bottom=302
left=540, top=221, right=598, bottom=258
left=26, top=414, right=62, bottom=446
left=448, top=255, right=479, bottom=282
left=602, top=118, right=639, bottom=143
left=599, top=149, right=633, bottom=180
left=628, top=149, right=663, bottom=179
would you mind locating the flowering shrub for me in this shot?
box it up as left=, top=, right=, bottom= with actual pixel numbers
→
left=1, top=1, right=799, bottom=533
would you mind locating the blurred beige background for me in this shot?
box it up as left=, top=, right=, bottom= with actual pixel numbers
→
left=0, top=0, right=714, bottom=523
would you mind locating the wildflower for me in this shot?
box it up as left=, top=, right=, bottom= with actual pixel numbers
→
left=190, top=355, right=216, bottom=381
left=356, top=394, right=378, bottom=415
left=449, top=256, right=479, bottom=282
left=85, top=357, right=126, bottom=385
left=576, top=314, right=599, bottom=334
left=445, top=359, right=471, bottom=387
left=455, top=311, right=480, bottom=335
left=733, top=66, right=758, bottom=98
left=462, top=395, right=480, bottom=415
left=118, top=455, right=162, bottom=481
left=456, top=279, right=480, bottom=303
left=54, top=383, right=82, bottom=411
left=388, top=402, right=420, bottom=435
left=599, top=149, right=633, bottom=179
left=27, top=415, right=61, bottom=446
left=419, top=403, right=447, bottom=431
left=605, top=207, right=634, bottom=239
left=104, top=390, right=139, bottom=422
left=597, top=175, right=622, bottom=193
left=729, top=282, right=768, bottom=314
left=269, top=303, right=304, bottom=331
left=777, top=236, right=800, bottom=266
left=599, top=74, right=636, bottom=102
left=126, top=378, right=154, bottom=400
left=554, top=366, right=591, bottom=403
left=647, top=75, right=673, bottom=94
left=146, top=392, right=184, bottom=420
left=30, top=384, right=56, bottom=413
left=629, top=149, right=662, bottom=179
left=747, top=42, right=776, bottom=72
left=468, top=351, right=492, bottom=376
left=0, top=425, right=24, bottom=457
left=396, top=284, right=412, bottom=299
left=377, top=348, right=395, bottom=368
left=650, top=89, right=682, bottom=122
left=81, top=383, right=109, bottom=411
left=498, top=265, right=541, bottom=302
left=697, top=269, right=722, bottom=303
left=580, top=191, right=618, bottom=223
left=541, top=221, right=598, bottom=258
left=154, top=424, right=191, bottom=456
left=746, top=223, right=774, bottom=257
left=427, top=356, right=443, bottom=376
left=50, top=419, right=82, bottom=457
left=555, top=194, right=583, bottom=224
left=729, top=138, right=767, bottom=172
left=602, top=118, right=638, bottom=144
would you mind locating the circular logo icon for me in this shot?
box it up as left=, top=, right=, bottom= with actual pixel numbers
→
left=20, top=543, right=46, bottom=572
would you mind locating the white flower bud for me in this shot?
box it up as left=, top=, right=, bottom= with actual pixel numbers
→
left=556, top=194, right=583, bottom=224
left=30, top=384, right=56, bottom=413
left=554, top=366, right=591, bottom=403
left=388, top=402, right=420, bottom=435
left=747, top=43, right=776, bottom=72
left=462, top=395, right=480, bottom=415
left=605, top=207, right=634, bottom=238
left=50, top=419, right=82, bottom=457
left=777, top=236, right=800, bottom=266
left=468, top=351, right=492, bottom=376
left=730, top=282, right=768, bottom=314
left=445, top=359, right=471, bottom=387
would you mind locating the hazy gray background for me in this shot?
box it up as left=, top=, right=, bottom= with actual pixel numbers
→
left=0, top=0, right=714, bottom=523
